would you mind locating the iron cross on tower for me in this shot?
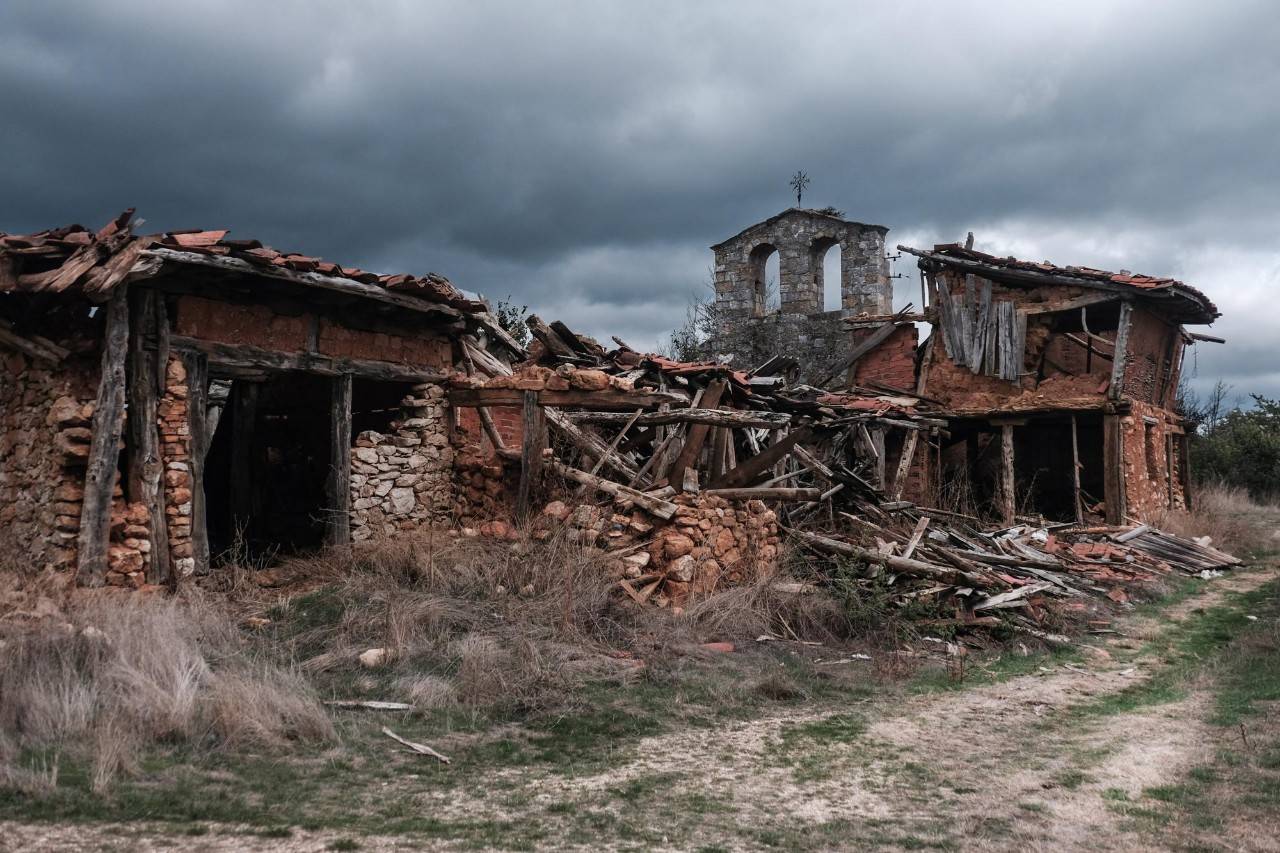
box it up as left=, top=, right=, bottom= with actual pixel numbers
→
left=789, top=171, right=810, bottom=207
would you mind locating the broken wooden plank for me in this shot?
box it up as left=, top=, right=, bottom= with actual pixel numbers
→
left=902, top=517, right=930, bottom=560
left=708, top=427, right=813, bottom=490
left=787, top=528, right=996, bottom=588
left=889, top=429, right=920, bottom=502
left=126, top=289, right=170, bottom=584
left=448, top=386, right=688, bottom=411
left=587, top=408, right=643, bottom=479
left=516, top=390, right=547, bottom=522
left=525, top=314, right=579, bottom=359
left=1108, top=301, right=1133, bottom=400
left=999, top=423, right=1016, bottom=526
left=326, top=373, right=353, bottom=545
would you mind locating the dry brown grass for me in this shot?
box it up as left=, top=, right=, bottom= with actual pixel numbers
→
left=0, top=586, right=333, bottom=792
left=1152, top=482, right=1277, bottom=556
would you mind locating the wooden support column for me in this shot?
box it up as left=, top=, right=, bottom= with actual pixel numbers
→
left=326, top=373, right=353, bottom=545
left=870, top=427, right=887, bottom=490
left=889, top=429, right=920, bottom=501
left=76, top=288, right=130, bottom=587
left=185, top=352, right=211, bottom=575
left=229, top=379, right=258, bottom=546
left=999, top=424, right=1016, bottom=526
left=1070, top=415, right=1084, bottom=525
left=1108, top=301, right=1133, bottom=401
left=127, top=289, right=171, bottom=584
left=1102, top=413, right=1127, bottom=525
left=516, top=390, right=546, bottom=521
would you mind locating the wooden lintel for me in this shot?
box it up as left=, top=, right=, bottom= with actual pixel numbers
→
left=166, top=335, right=446, bottom=383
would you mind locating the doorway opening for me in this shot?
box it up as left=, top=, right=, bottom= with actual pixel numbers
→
left=204, top=371, right=334, bottom=563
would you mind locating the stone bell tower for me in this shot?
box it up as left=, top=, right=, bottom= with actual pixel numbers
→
left=708, top=208, right=892, bottom=381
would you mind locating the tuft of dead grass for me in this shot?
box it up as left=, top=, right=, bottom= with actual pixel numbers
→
left=0, top=588, right=333, bottom=792
left=1152, top=482, right=1275, bottom=556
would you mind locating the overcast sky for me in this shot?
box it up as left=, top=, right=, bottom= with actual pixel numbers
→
left=2, top=1, right=1277, bottom=401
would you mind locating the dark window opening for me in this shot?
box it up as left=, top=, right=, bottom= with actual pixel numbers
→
left=353, top=379, right=412, bottom=436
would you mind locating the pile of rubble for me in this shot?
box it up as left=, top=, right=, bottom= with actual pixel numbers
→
left=448, top=315, right=1242, bottom=631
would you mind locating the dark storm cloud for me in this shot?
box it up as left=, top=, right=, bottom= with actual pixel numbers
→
left=1, top=0, right=1277, bottom=394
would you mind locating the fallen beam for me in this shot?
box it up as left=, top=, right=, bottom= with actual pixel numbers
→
left=703, top=487, right=823, bottom=501
left=548, top=459, right=678, bottom=520
left=449, top=386, right=688, bottom=411
left=567, top=408, right=790, bottom=429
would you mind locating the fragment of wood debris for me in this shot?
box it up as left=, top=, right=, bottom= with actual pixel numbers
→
left=325, top=700, right=414, bottom=711
left=381, top=726, right=451, bottom=764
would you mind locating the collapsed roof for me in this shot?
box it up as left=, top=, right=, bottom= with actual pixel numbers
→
left=899, top=243, right=1219, bottom=325
left=0, top=210, right=525, bottom=354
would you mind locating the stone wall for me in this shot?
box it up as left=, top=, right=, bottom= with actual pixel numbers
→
left=350, top=382, right=454, bottom=540
left=713, top=308, right=858, bottom=386
left=158, top=356, right=196, bottom=578
left=711, top=208, right=891, bottom=320
left=0, top=349, right=98, bottom=573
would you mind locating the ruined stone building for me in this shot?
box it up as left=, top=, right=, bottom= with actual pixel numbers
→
left=901, top=243, right=1219, bottom=525
left=0, top=207, right=1227, bottom=593
left=0, top=212, right=523, bottom=587
left=708, top=207, right=1223, bottom=526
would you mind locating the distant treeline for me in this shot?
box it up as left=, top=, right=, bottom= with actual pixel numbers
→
left=1181, top=381, right=1280, bottom=500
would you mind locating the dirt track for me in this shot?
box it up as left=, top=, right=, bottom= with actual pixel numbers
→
left=3, top=564, right=1277, bottom=852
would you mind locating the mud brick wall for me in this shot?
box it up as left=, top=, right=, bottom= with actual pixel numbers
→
left=0, top=348, right=98, bottom=573
left=350, top=383, right=454, bottom=540
left=175, top=294, right=452, bottom=371
left=158, top=356, right=196, bottom=578
left=926, top=273, right=1118, bottom=411
left=1121, top=401, right=1185, bottom=519
left=1122, top=309, right=1180, bottom=407
left=851, top=323, right=918, bottom=390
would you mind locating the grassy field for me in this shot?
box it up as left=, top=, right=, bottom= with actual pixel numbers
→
left=1, top=492, right=1277, bottom=851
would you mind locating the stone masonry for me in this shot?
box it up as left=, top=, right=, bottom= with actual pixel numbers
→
left=350, top=382, right=455, bottom=540
left=709, top=208, right=893, bottom=384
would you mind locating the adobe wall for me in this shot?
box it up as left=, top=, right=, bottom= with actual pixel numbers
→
left=1122, top=309, right=1181, bottom=407
left=924, top=271, right=1119, bottom=413
left=851, top=324, right=918, bottom=390
left=173, top=294, right=452, bottom=369
left=1120, top=400, right=1186, bottom=520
